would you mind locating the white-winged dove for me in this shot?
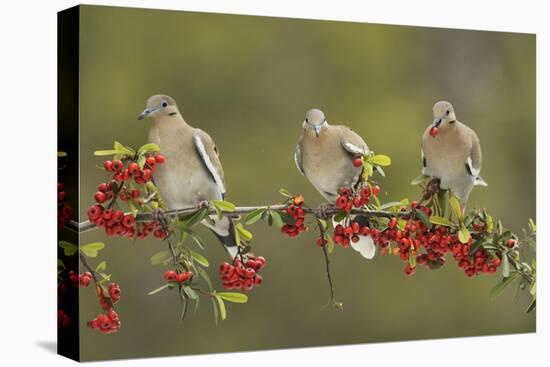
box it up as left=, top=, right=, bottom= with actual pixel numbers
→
left=421, top=101, right=487, bottom=212
left=295, top=108, right=376, bottom=259
left=139, top=95, right=238, bottom=256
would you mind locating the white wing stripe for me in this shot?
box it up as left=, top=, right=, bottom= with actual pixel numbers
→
left=193, top=131, right=225, bottom=196
left=342, top=141, right=367, bottom=155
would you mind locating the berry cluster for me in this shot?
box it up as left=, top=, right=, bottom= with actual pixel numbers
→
left=219, top=255, right=266, bottom=291
left=163, top=270, right=194, bottom=283
left=87, top=153, right=167, bottom=239
left=370, top=202, right=502, bottom=277
left=68, top=270, right=93, bottom=288
left=102, top=154, right=165, bottom=184
left=87, top=204, right=165, bottom=239
left=281, top=195, right=306, bottom=237
left=332, top=220, right=370, bottom=247
left=335, top=185, right=380, bottom=213
left=58, top=183, right=73, bottom=228
left=87, top=309, right=121, bottom=334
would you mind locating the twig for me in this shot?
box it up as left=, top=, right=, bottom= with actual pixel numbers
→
left=66, top=205, right=412, bottom=233
left=317, top=219, right=337, bottom=305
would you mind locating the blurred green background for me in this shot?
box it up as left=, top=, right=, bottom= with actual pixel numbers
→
left=75, top=5, right=535, bottom=361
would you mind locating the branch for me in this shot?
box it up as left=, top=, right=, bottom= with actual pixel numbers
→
left=65, top=204, right=412, bottom=233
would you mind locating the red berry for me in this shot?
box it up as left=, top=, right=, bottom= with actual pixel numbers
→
left=506, top=239, right=517, bottom=248
left=94, top=191, right=106, bottom=203
left=121, top=215, right=135, bottom=228
left=429, top=127, right=439, bottom=137
left=146, top=157, right=156, bottom=167
left=103, top=160, right=114, bottom=171
left=154, top=154, right=166, bottom=164
left=128, top=162, right=139, bottom=174
left=352, top=158, right=362, bottom=167
left=112, top=160, right=123, bottom=171
left=372, top=185, right=381, bottom=196
left=176, top=272, right=190, bottom=283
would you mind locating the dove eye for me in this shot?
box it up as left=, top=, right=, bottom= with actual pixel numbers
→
left=446, top=110, right=450, bottom=115
left=161, top=101, right=168, bottom=108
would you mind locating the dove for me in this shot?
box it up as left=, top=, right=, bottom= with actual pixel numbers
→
left=421, top=101, right=487, bottom=212
left=139, top=95, right=238, bottom=256
left=295, top=108, right=376, bottom=259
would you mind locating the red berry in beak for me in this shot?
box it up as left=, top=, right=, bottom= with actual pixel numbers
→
left=429, top=127, right=439, bottom=137
left=352, top=158, right=362, bottom=167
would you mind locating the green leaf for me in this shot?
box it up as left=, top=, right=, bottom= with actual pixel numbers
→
left=526, top=297, right=536, bottom=313
left=197, top=267, right=213, bottom=291
left=279, top=188, right=293, bottom=198
left=150, top=250, right=170, bottom=265
left=137, top=155, right=146, bottom=169
left=183, top=286, right=198, bottom=300
left=216, top=292, right=248, bottom=303
left=368, top=154, right=391, bottom=166
left=244, top=208, right=267, bottom=225
left=93, top=149, right=120, bottom=156
left=408, top=247, right=416, bottom=268
left=214, top=295, right=227, bottom=320
left=528, top=218, right=536, bottom=234
left=137, top=143, right=160, bottom=155
left=379, top=201, right=405, bottom=210
left=326, top=236, right=335, bottom=254
left=269, top=210, right=284, bottom=228
left=486, top=214, right=494, bottom=233
left=148, top=283, right=174, bottom=295
left=490, top=272, right=519, bottom=298
left=429, top=216, right=455, bottom=227
left=80, top=242, right=105, bottom=258
left=190, top=250, right=209, bottom=267
left=374, top=165, right=385, bottom=177
left=415, top=209, right=432, bottom=230
left=502, top=254, right=510, bottom=278
left=128, top=200, right=139, bottom=217
left=235, top=223, right=253, bottom=242
left=458, top=225, right=471, bottom=244
left=211, top=297, right=219, bottom=325
left=95, top=260, right=107, bottom=273
left=183, top=229, right=205, bottom=250
left=411, top=174, right=430, bottom=185
left=177, top=207, right=209, bottom=229
left=59, top=241, right=78, bottom=257
left=449, top=195, right=463, bottom=220
left=212, top=200, right=236, bottom=212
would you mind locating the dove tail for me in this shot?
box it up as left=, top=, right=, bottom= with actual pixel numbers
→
left=203, top=215, right=239, bottom=258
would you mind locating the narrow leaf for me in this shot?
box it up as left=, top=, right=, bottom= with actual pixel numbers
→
left=215, top=295, right=227, bottom=320
left=490, top=272, right=519, bottom=298
left=429, top=216, right=455, bottom=227
left=137, top=143, right=160, bottom=155
left=212, top=200, right=236, bottom=212
left=148, top=283, right=174, bottom=295
left=244, top=208, right=267, bottom=225
left=269, top=210, right=284, bottom=228
left=502, top=254, right=510, bottom=278
left=216, top=292, right=249, bottom=303
left=190, top=250, right=209, bottom=267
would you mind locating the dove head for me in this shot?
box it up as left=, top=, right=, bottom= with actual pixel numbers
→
left=303, top=108, right=328, bottom=137
left=432, top=101, right=456, bottom=128
left=138, top=95, right=179, bottom=121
